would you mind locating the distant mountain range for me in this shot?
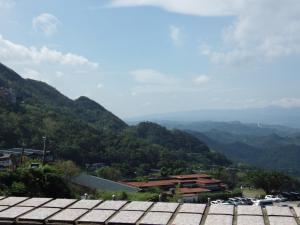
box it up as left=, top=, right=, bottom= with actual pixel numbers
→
left=0, top=62, right=230, bottom=177
left=150, top=120, right=300, bottom=175
left=127, top=107, right=300, bottom=128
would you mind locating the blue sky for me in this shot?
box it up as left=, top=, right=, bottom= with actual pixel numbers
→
left=0, top=0, right=300, bottom=118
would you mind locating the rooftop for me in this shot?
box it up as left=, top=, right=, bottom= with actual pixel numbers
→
left=0, top=197, right=299, bottom=224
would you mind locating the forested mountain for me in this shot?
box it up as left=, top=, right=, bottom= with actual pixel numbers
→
left=0, top=63, right=230, bottom=178
left=159, top=120, right=300, bottom=175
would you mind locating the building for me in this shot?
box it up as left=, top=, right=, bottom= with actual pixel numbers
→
left=124, top=173, right=225, bottom=202
left=0, top=148, right=54, bottom=163
left=0, top=153, right=15, bottom=170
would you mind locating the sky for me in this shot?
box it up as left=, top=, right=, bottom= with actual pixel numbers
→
left=0, top=0, right=300, bottom=119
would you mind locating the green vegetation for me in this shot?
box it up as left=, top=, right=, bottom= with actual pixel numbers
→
left=187, top=123, right=300, bottom=175
left=0, top=161, right=74, bottom=197
left=242, top=188, right=266, bottom=199
left=0, top=62, right=231, bottom=179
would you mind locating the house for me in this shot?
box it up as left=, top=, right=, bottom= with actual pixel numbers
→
left=0, top=148, right=54, bottom=163
left=124, top=173, right=226, bottom=202
left=0, top=153, right=15, bottom=170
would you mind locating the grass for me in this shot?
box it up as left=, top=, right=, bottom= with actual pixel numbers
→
left=242, top=188, right=266, bottom=199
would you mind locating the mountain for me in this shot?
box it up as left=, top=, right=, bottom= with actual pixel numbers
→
left=156, top=120, right=300, bottom=175
left=127, top=107, right=300, bottom=128
left=0, top=63, right=230, bottom=177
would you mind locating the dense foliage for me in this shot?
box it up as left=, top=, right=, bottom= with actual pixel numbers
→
left=0, top=63, right=231, bottom=179
left=0, top=162, right=73, bottom=197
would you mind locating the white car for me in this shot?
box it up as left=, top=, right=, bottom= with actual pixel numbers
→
left=265, top=195, right=281, bottom=202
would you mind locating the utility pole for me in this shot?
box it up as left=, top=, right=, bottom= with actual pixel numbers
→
left=20, top=142, right=25, bottom=165
left=42, top=136, right=47, bottom=165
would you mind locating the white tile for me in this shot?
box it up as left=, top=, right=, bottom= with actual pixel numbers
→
left=42, top=199, right=77, bottom=208
left=139, top=212, right=173, bottom=225
left=237, top=206, right=262, bottom=215
left=208, top=205, right=234, bottom=215
left=17, top=197, right=52, bottom=207
left=47, top=208, right=88, bottom=222
left=150, top=202, right=179, bottom=212
left=108, top=210, right=144, bottom=224
left=0, top=206, right=33, bottom=219
left=266, top=206, right=293, bottom=217
left=18, top=207, right=61, bottom=221
left=0, top=197, right=28, bottom=206
left=179, top=203, right=206, bottom=214
left=171, top=213, right=202, bottom=225
left=95, top=200, right=127, bottom=210
left=269, top=216, right=298, bottom=225
left=68, top=199, right=102, bottom=209
left=294, top=206, right=300, bottom=218
left=122, top=201, right=153, bottom=211
left=77, top=209, right=115, bottom=223
left=204, top=215, right=233, bottom=225
left=237, top=216, right=264, bottom=225
left=0, top=206, right=8, bottom=212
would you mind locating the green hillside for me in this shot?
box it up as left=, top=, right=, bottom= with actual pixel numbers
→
left=0, top=63, right=230, bottom=178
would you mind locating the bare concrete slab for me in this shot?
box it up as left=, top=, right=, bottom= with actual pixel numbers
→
left=122, top=201, right=153, bottom=211
left=149, top=202, right=179, bottom=212
left=237, top=206, right=263, bottom=216
left=139, top=212, right=173, bottom=225
left=47, top=208, right=88, bottom=224
left=42, top=199, right=77, bottom=208
left=268, top=216, right=298, bottom=225
left=208, top=205, right=234, bottom=215
left=178, top=203, right=206, bottom=214
left=18, top=207, right=61, bottom=223
left=266, top=206, right=293, bottom=217
left=68, top=199, right=102, bottom=209
left=108, top=210, right=144, bottom=224
left=95, top=201, right=127, bottom=210
left=171, top=213, right=202, bottom=225
left=77, top=209, right=116, bottom=224
left=237, top=215, right=264, bottom=225
left=17, top=198, right=52, bottom=207
left=0, top=197, right=28, bottom=206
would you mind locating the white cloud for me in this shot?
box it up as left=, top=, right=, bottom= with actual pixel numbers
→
left=110, top=0, right=300, bottom=64
left=108, top=0, right=241, bottom=16
left=0, top=35, right=98, bottom=68
left=271, top=98, right=300, bottom=108
left=169, top=25, right=181, bottom=46
left=193, top=75, right=210, bottom=84
left=32, top=13, right=60, bottom=36
left=131, top=69, right=178, bottom=85
left=130, top=69, right=210, bottom=94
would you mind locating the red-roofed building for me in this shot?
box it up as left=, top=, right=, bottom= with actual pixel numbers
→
left=124, top=173, right=226, bottom=202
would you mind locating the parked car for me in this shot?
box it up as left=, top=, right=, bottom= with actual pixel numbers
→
left=252, top=199, right=273, bottom=206
left=265, top=195, right=281, bottom=202
left=290, top=192, right=300, bottom=200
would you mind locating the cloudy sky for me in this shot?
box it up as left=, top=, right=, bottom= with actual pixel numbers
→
left=1, top=0, right=300, bottom=118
